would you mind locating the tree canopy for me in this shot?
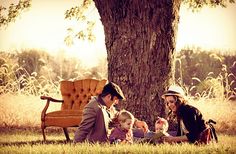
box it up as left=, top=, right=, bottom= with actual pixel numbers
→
left=183, top=0, right=235, bottom=10
left=0, top=0, right=31, bottom=28
left=64, top=0, right=235, bottom=43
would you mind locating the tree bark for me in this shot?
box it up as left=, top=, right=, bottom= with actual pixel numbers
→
left=94, top=0, right=181, bottom=128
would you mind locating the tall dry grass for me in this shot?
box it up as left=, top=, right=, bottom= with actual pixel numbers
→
left=0, top=93, right=235, bottom=135
left=0, top=94, right=61, bottom=127
left=188, top=98, right=236, bottom=135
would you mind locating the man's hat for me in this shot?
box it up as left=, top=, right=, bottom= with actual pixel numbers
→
left=102, top=82, right=126, bottom=100
left=161, top=85, right=185, bottom=99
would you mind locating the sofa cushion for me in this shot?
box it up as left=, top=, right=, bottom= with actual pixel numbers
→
left=45, top=110, right=83, bottom=127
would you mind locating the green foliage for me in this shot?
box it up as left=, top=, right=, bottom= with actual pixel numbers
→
left=64, top=0, right=96, bottom=45
left=65, top=0, right=92, bottom=20
left=63, top=0, right=235, bottom=45
left=0, top=0, right=31, bottom=27
left=182, top=0, right=235, bottom=11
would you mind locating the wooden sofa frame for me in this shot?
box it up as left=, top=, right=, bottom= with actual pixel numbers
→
left=40, top=79, right=107, bottom=141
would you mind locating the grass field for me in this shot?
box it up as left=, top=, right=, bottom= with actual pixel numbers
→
left=0, top=128, right=235, bottom=154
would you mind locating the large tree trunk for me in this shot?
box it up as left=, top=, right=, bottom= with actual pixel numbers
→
left=94, top=0, right=181, bottom=128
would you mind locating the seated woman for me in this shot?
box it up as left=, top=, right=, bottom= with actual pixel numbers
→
left=161, top=85, right=212, bottom=144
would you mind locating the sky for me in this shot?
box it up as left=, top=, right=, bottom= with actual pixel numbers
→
left=0, top=0, right=235, bottom=66
left=176, top=3, right=236, bottom=52
left=0, top=0, right=107, bottom=67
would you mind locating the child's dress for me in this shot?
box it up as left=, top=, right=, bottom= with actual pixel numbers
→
left=109, top=126, right=133, bottom=144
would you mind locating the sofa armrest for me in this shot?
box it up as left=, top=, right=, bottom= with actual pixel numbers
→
left=40, top=96, right=64, bottom=103
left=40, top=96, right=64, bottom=121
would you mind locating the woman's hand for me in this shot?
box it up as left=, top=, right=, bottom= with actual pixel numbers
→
left=162, top=135, right=188, bottom=143
left=134, top=120, right=149, bottom=133
left=162, top=136, right=175, bottom=143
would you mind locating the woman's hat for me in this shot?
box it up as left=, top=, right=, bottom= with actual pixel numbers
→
left=161, top=85, right=185, bottom=99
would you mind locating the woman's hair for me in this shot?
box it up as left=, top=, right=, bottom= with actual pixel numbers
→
left=117, top=109, right=134, bottom=123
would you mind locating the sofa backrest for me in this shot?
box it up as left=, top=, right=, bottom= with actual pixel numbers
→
left=60, top=79, right=107, bottom=110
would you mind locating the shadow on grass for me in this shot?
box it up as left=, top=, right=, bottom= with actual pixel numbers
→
left=0, top=140, right=74, bottom=147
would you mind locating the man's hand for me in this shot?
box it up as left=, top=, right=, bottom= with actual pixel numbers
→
left=134, top=119, right=149, bottom=133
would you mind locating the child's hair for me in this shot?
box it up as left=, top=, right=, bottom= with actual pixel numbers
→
left=155, top=117, right=169, bottom=132
left=117, top=109, right=134, bottom=123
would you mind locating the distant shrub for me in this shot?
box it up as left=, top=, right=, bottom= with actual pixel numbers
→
left=17, top=50, right=44, bottom=76
left=1, top=48, right=234, bottom=99
left=0, top=49, right=108, bottom=96
left=174, top=49, right=236, bottom=100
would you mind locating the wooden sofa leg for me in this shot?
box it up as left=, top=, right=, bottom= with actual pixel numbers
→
left=63, top=128, right=70, bottom=141
left=41, top=125, right=46, bottom=141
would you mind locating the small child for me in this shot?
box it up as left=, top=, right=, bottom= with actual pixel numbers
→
left=155, top=117, right=169, bottom=136
left=109, top=109, right=135, bottom=144
left=143, top=117, right=169, bottom=143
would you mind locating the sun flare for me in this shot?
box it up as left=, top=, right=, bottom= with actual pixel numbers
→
left=62, top=40, right=106, bottom=68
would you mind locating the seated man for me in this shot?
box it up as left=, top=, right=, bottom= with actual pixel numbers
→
left=74, top=82, right=148, bottom=143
